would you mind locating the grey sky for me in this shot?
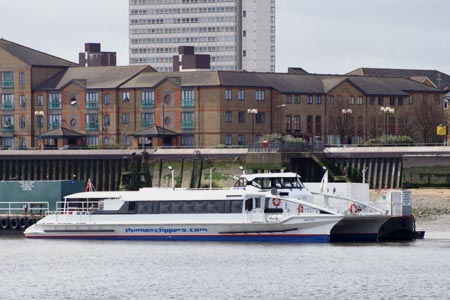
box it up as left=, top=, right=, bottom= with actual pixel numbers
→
left=1, top=0, right=449, bottom=74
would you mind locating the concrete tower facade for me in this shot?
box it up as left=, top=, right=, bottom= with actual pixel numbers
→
left=129, top=0, right=275, bottom=72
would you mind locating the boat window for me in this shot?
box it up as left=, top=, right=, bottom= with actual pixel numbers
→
left=233, top=178, right=247, bottom=188
left=255, top=198, right=261, bottom=208
left=245, top=198, right=253, bottom=211
left=128, top=201, right=136, bottom=212
left=252, top=178, right=270, bottom=189
left=133, top=200, right=243, bottom=214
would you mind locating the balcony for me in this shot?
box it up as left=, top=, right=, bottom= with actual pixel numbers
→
left=1, top=80, right=14, bottom=89
left=2, top=102, right=14, bottom=111
left=181, top=98, right=194, bottom=108
left=141, top=120, right=154, bottom=128
left=2, top=124, right=14, bottom=132
left=181, top=121, right=195, bottom=129
left=49, top=122, right=61, bottom=130
left=86, top=122, right=99, bottom=131
left=142, top=100, right=154, bottom=109
left=49, top=101, right=62, bottom=110
left=86, top=101, right=99, bottom=110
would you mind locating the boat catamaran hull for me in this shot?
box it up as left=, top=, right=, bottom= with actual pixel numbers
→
left=24, top=189, right=342, bottom=243
left=234, top=171, right=393, bottom=242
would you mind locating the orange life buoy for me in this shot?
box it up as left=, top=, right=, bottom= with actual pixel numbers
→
left=349, top=203, right=358, bottom=214
left=272, top=198, right=281, bottom=207
left=297, top=204, right=304, bottom=214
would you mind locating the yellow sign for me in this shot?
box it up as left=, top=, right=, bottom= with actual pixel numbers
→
left=437, top=125, right=447, bottom=136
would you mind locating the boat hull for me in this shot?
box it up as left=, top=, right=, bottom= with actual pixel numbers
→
left=330, top=215, right=390, bottom=242
left=24, top=214, right=341, bottom=243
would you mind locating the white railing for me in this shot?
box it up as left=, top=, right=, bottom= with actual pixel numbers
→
left=0, top=202, right=49, bottom=215
left=54, top=200, right=102, bottom=214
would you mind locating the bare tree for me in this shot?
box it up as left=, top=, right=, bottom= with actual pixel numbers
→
left=396, top=111, right=417, bottom=140
left=413, top=97, right=446, bottom=143
left=366, top=110, right=384, bottom=140
left=328, top=98, right=354, bottom=144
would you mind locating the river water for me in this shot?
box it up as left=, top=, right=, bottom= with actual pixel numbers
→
left=0, top=222, right=449, bottom=300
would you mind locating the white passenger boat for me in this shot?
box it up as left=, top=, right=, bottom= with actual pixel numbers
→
left=233, top=171, right=391, bottom=242
left=24, top=188, right=342, bottom=243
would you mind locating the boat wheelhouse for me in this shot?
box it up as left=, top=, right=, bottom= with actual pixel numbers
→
left=24, top=188, right=342, bottom=243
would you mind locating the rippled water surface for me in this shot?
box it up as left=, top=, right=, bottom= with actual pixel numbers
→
left=1, top=229, right=449, bottom=300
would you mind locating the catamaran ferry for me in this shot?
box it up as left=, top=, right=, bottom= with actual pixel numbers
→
left=24, top=187, right=342, bottom=243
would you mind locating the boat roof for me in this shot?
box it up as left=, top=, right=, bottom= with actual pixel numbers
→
left=240, top=172, right=299, bottom=181
left=64, top=188, right=255, bottom=201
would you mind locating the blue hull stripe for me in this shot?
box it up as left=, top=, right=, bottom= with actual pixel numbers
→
left=27, top=234, right=330, bottom=243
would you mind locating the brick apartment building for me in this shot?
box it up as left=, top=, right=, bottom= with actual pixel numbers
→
left=0, top=39, right=447, bottom=149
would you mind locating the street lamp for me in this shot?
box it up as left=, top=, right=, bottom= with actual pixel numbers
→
left=239, top=166, right=245, bottom=175
left=380, top=106, right=395, bottom=138
left=247, top=108, right=258, bottom=144
left=34, top=111, right=45, bottom=149
left=168, top=166, right=174, bottom=190
left=209, top=167, right=216, bottom=190
left=341, top=108, right=352, bottom=144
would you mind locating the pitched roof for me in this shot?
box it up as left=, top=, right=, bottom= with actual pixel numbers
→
left=40, top=127, right=84, bottom=138
left=121, top=71, right=221, bottom=89
left=130, top=125, right=178, bottom=137
left=347, top=67, right=450, bottom=90
left=38, top=65, right=153, bottom=90
left=0, top=38, right=77, bottom=67
left=347, top=76, right=442, bottom=95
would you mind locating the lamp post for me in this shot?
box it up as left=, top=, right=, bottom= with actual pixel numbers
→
left=34, top=111, right=45, bottom=149
left=239, top=166, right=245, bottom=175
left=209, top=167, right=216, bottom=190
left=341, top=108, right=352, bottom=144
left=247, top=108, right=258, bottom=144
left=168, top=166, right=174, bottom=190
left=380, top=106, right=395, bottom=138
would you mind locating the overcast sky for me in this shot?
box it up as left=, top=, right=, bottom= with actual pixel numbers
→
left=1, top=0, right=449, bottom=74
